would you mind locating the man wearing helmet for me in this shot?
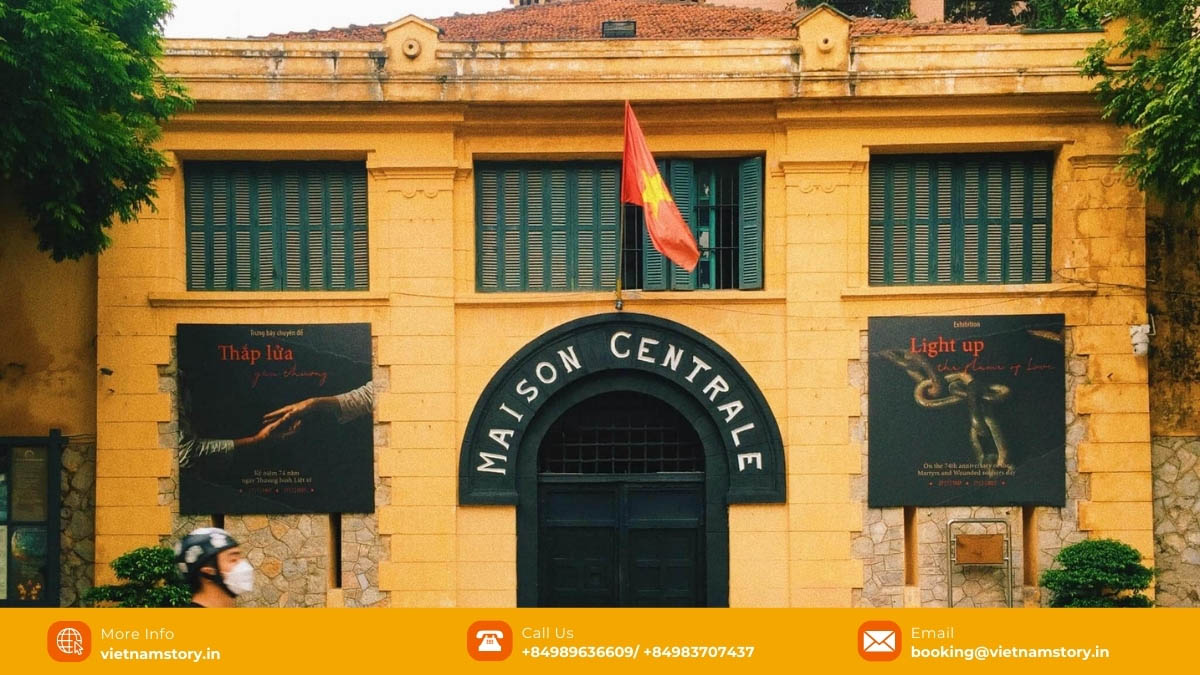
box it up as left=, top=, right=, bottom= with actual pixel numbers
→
left=173, top=527, right=254, bottom=607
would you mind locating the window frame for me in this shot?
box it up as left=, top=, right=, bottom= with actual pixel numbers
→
left=183, top=160, right=369, bottom=292
left=867, top=152, right=1053, bottom=287
left=474, top=156, right=764, bottom=293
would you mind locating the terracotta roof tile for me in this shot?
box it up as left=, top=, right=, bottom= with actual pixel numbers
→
left=850, top=16, right=1018, bottom=36
left=258, top=0, right=1018, bottom=42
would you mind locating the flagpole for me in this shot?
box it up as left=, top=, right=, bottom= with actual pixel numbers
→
left=615, top=200, right=625, bottom=311
left=616, top=101, right=627, bottom=311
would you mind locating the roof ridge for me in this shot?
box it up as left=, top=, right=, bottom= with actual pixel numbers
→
left=254, top=0, right=1019, bottom=43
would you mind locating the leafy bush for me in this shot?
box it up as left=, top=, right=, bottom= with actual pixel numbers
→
left=84, top=546, right=192, bottom=608
left=1040, top=539, right=1154, bottom=607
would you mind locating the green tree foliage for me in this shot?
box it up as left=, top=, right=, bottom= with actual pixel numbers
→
left=0, top=0, right=190, bottom=261
left=1081, top=0, right=1200, bottom=206
left=942, top=1, right=1101, bottom=27
left=1039, top=539, right=1154, bottom=607
left=83, top=546, right=192, bottom=607
left=1019, top=0, right=1103, bottom=29
left=946, top=0, right=1019, bottom=24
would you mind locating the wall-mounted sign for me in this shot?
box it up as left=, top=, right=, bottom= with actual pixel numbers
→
left=460, top=313, right=786, bottom=504
left=868, top=314, right=1066, bottom=507
left=177, top=324, right=375, bottom=514
left=11, top=448, right=47, bottom=522
left=9, top=526, right=46, bottom=602
left=0, top=525, right=7, bottom=601
left=0, top=451, right=8, bottom=520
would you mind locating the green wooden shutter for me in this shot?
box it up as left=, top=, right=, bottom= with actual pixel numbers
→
left=640, top=159, right=669, bottom=291
left=253, top=168, right=275, bottom=289
left=868, top=164, right=886, bottom=285
left=1031, top=161, right=1051, bottom=282
left=574, top=167, right=597, bottom=289
left=477, top=167, right=500, bottom=291
left=476, top=162, right=618, bottom=292
left=598, top=166, right=620, bottom=290
left=186, top=162, right=367, bottom=291
left=869, top=153, right=1051, bottom=285
left=548, top=168, right=570, bottom=290
left=934, top=160, right=954, bottom=282
left=912, top=162, right=930, bottom=283
left=351, top=169, right=367, bottom=289
left=525, top=170, right=546, bottom=290
left=667, top=160, right=696, bottom=290
left=501, top=169, right=522, bottom=291
left=738, top=156, right=764, bottom=290
left=328, top=171, right=347, bottom=288
left=185, top=169, right=209, bottom=289
left=231, top=167, right=253, bottom=289
left=211, top=172, right=231, bottom=289
left=282, top=168, right=303, bottom=289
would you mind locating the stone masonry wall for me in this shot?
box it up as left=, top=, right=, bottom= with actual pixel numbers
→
left=1152, top=436, right=1200, bottom=606
left=1033, top=330, right=1090, bottom=606
left=852, top=330, right=1088, bottom=607
left=60, top=441, right=96, bottom=607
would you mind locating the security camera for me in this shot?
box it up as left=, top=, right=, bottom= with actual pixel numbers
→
left=1130, top=324, right=1151, bottom=356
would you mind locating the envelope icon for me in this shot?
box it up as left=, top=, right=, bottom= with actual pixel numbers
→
left=863, top=630, right=897, bottom=653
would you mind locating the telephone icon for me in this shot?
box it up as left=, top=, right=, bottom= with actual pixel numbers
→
left=476, top=630, right=504, bottom=652
left=467, top=621, right=512, bottom=661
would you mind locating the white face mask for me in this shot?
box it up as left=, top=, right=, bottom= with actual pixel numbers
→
left=222, top=560, right=255, bottom=596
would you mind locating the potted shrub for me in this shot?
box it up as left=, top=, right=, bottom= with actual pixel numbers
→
left=84, top=546, right=192, bottom=608
left=1039, top=538, right=1154, bottom=607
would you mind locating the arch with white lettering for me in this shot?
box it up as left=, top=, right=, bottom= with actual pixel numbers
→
left=458, top=313, right=785, bottom=504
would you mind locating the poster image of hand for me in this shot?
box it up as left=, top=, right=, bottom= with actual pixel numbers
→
left=176, top=324, right=375, bottom=515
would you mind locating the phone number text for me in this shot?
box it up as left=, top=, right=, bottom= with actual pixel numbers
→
left=522, top=645, right=756, bottom=659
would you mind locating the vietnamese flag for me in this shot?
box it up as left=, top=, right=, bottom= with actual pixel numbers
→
left=622, top=102, right=700, bottom=272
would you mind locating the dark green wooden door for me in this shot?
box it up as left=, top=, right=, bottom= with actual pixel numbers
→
left=538, top=479, right=705, bottom=607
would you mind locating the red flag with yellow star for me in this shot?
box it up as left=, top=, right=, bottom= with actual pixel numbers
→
left=622, top=102, right=700, bottom=272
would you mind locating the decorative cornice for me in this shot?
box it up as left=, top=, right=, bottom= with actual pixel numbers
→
left=1068, top=154, right=1123, bottom=169
left=148, top=291, right=390, bottom=308
left=775, top=160, right=867, bottom=177
left=367, top=166, right=459, bottom=180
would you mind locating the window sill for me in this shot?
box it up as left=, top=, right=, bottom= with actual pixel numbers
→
left=840, top=283, right=1097, bottom=300
left=455, top=289, right=786, bottom=307
left=148, top=291, right=390, bottom=308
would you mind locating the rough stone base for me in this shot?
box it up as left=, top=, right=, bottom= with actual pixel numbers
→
left=1152, top=436, right=1200, bottom=607
left=60, top=441, right=96, bottom=607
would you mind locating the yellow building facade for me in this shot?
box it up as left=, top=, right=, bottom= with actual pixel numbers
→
left=4, top=2, right=1159, bottom=608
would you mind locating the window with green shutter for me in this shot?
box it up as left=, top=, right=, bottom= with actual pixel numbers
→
left=868, top=153, right=1051, bottom=285
left=477, top=158, right=763, bottom=292
left=185, top=161, right=368, bottom=291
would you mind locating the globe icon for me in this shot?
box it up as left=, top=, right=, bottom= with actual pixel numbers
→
left=56, top=628, right=84, bottom=656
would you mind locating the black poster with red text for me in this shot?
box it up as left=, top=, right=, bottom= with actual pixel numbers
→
left=177, top=324, right=374, bottom=514
left=868, top=315, right=1065, bottom=507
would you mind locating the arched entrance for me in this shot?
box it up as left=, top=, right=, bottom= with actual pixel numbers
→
left=458, top=313, right=784, bottom=607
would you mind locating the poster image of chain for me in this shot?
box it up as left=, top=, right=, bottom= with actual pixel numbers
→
left=867, top=315, right=1066, bottom=507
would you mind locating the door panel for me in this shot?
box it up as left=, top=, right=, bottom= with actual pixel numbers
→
left=540, top=527, right=617, bottom=607
left=628, top=528, right=701, bottom=606
left=538, top=481, right=704, bottom=607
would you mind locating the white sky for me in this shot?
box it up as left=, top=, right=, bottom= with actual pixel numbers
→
left=163, top=0, right=510, bottom=39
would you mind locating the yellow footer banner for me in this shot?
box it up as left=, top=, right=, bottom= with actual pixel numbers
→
left=1, top=608, right=1194, bottom=672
